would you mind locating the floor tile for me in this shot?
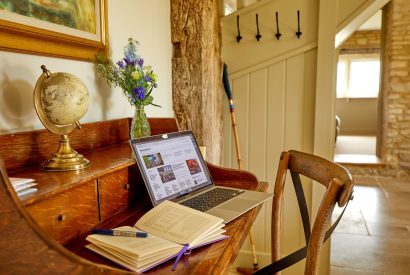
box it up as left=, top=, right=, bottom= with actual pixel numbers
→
left=352, top=176, right=379, bottom=186
left=331, top=178, right=410, bottom=274
left=377, top=177, right=410, bottom=192
left=366, top=222, right=410, bottom=238
left=331, top=233, right=410, bottom=273
left=330, top=266, right=383, bottom=275
left=333, top=200, right=368, bottom=235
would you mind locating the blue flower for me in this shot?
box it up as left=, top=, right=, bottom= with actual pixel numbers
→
left=137, top=58, right=144, bottom=67
left=133, top=86, right=146, bottom=100
left=116, top=60, right=125, bottom=69
left=124, top=40, right=138, bottom=65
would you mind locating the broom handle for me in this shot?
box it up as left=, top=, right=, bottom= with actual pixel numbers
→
left=230, top=106, right=243, bottom=170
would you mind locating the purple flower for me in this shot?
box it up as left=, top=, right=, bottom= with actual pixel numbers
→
left=116, top=60, right=125, bottom=69
left=137, top=58, right=144, bottom=67
left=133, top=86, right=146, bottom=100
left=124, top=56, right=136, bottom=66
left=143, top=75, right=152, bottom=82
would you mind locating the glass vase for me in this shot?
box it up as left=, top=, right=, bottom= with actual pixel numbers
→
left=130, top=105, right=151, bottom=139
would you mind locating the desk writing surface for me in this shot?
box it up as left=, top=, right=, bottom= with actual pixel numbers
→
left=66, top=181, right=268, bottom=275
left=0, top=118, right=269, bottom=274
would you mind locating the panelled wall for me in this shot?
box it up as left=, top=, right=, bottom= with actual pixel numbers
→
left=221, top=0, right=319, bottom=272
left=222, top=48, right=317, bottom=272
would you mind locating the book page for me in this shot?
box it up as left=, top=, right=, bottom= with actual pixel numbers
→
left=135, top=200, right=224, bottom=245
left=86, top=226, right=181, bottom=259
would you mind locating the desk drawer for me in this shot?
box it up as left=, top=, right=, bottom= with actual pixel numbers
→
left=98, top=168, right=132, bottom=221
left=27, top=180, right=98, bottom=245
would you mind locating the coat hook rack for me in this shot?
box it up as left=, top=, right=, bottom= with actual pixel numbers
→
left=275, top=12, right=281, bottom=40
left=236, top=15, right=242, bottom=43
left=296, top=10, right=302, bottom=39
left=255, top=13, right=262, bottom=41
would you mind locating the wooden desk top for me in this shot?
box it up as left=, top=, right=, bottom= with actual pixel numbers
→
left=65, top=180, right=268, bottom=275
left=0, top=118, right=269, bottom=274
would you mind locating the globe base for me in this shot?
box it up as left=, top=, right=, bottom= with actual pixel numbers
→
left=40, top=135, right=90, bottom=171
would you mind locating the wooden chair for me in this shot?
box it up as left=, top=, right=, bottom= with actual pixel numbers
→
left=255, top=150, right=354, bottom=275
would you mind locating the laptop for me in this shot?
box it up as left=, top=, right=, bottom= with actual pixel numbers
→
left=129, top=130, right=272, bottom=223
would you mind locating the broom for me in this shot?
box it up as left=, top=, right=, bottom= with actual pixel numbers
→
left=222, top=63, right=259, bottom=272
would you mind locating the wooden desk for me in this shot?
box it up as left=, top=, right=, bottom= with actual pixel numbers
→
left=0, top=118, right=268, bottom=274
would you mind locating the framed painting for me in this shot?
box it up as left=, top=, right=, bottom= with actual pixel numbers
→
left=0, top=0, right=108, bottom=61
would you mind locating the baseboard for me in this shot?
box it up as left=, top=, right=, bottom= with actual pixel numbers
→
left=339, top=130, right=376, bottom=136
left=232, top=250, right=271, bottom=271
left=231, top=250, right=305, bottom=275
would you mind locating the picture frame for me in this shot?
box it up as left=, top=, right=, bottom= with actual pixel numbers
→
left=0, top=0, right=108, bottom=61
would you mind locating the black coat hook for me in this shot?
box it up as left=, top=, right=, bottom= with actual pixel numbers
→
left=296, top=10, right=302, bottom=39
left=275, top=12, right=281, bottom=40
left=236, top=15, right=242, bottom=43
left=255, top=13, right=262, bottom=41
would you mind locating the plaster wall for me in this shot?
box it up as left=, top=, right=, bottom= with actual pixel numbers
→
left=0, top=0, right=173, bottom=134
left=336, top=98, right=378, bottom=135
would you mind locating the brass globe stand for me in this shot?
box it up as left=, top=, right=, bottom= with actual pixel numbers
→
left=34, top=65, right=90, bottom=171
left=40, top=134, right=90, bottom=171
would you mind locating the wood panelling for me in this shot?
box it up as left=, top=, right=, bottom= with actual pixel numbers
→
left=26, top=180, right=98, bottom=245
left=222, top=50, right=317, bottom=270
left=0, top=118, right=177, bottom=173
left=0, top=118, right=130, bottom=172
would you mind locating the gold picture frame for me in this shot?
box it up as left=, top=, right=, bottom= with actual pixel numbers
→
left=0, top=0, right=108, bottom=61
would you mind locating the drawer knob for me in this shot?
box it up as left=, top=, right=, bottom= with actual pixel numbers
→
left=57, top=214, right=66, bottom=221
left=124, top=184, right=130, bottom=190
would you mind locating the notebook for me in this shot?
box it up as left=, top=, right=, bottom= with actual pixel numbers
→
left=130, top=130, right=272, bottom=223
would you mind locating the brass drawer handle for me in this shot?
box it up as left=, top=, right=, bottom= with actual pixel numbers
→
left=123, top=184, right=130, bottom=190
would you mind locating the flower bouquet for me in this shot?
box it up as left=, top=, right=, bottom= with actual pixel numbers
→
left=95, top=38, right=160, bottom=138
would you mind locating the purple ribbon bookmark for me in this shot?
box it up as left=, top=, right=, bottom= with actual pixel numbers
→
left=172, top=244, right=189, bottom=271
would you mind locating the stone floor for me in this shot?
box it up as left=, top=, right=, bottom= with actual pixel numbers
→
left=330, top=175, right=410, bottom=274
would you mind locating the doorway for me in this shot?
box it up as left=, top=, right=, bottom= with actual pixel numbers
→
left=333, top=10, right=382, bottom=165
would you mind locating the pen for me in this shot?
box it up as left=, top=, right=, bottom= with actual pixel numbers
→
left=92, top=228, right=148, bottom=238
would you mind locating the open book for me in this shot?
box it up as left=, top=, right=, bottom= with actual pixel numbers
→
left=85, top=200, right=227, bottom=273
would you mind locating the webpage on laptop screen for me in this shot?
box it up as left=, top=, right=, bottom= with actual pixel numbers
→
left=133, top=135, right=210, bottom=202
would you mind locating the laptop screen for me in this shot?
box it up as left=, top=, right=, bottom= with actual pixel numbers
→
left=129, top=131, right=213, bottom=205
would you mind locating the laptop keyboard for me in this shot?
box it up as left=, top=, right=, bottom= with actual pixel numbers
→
left=180, top=187, right=244, bottom=212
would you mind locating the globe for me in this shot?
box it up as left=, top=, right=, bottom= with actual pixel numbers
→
left=40, top=72, right=89, bottom=126
left=33, top=65, right=90, bottom=171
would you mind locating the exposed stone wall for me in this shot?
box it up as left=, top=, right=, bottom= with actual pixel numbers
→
left=380, top=0, right=410, bottom=175
left=340, top=30, right=381, bottom=54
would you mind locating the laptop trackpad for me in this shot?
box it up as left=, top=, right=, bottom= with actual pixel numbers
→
left=209, top=198, right=258, bottom=213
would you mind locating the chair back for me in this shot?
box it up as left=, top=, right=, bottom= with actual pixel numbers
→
left=258, top=150, right=353, bottom=275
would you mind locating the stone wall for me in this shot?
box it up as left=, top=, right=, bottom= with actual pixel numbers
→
left=380, top=0, right=410, bottom=175
left=340, top=30, right=381, bottom=53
